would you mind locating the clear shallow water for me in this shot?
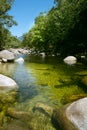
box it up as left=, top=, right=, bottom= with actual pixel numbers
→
left=0, top=55, right=87, bottom=130
left=0, top=55, right=87, bottom=108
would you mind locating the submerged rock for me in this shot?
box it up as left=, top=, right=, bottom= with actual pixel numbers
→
left=0, top=91, right=18, bottom=128
left=81, top=76, right=87, bottom=86
left=2, top=108, right=32, bottom=130
left=33, top=102, right=53, bottom=117
left=0, top=75, right=18, bottom=126
left=4, top=104, right=55, bottom=130
left=64, top=56, right=77, bottom=65
left=3, top=121, right=30, bottom=130
left=7, top=108, right=33, bottom=120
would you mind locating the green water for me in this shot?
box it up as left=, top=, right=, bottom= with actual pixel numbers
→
left=0, top=55, right=87, bottom=130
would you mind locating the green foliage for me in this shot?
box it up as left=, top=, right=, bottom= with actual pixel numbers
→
left=0, top=0, right=17, bottom=27
left=0, top=26, right=11, bottom=50
left=22, top=0, right=87, bottom=56
left=22, top=13, right=46, bottom=51
left=0, top=0, right=17, bottom=50
left=6, top=36, right=21, bottom=48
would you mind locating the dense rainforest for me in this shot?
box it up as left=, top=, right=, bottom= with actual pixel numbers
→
left=0, top=0, right=21, bottom=50
left=0, top=0, right=87, bottom=56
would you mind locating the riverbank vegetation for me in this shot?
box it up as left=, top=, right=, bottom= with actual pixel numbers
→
left=0, top=0, right=87, bottom=56
left=0, top=0, right=21, bottom=50
left=22, top=0, right=87, bottom=56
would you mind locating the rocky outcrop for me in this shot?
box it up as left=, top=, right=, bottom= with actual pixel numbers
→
left=0, top=50, right=15, bottom=62
left=18, top=48, right=29, bottom=54
left=0, top=74, right=18, bottom=92
left=64, top=56, right=77, bottom=65
left=9, top=48, right=29, bottom=55
left=9, top=48, right=20, bottom=56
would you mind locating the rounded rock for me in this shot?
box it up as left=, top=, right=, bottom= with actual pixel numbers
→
left=0, top=74, right=18, bottom=92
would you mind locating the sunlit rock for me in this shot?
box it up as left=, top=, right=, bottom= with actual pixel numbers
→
left=63, top=56, right=77, bottom=65
left=2, top=58, right=7, bottom=63
left=18, top=48, right=29, bottom=54
left=66, top=97, right=87, bottom=130
left=53, top=97, right=87, bottom=130
left=15, top=57, right=24, bottom=63
left=0, top=74, right=18, bottom=92
left=0, top=50, right=15, bottom=61
left=9, top=48, right=20, bottom=55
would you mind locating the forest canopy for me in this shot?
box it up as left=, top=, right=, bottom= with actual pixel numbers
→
left=0, top=0, right=20, bottom=50
left=22, top=0, right=87, bottom=56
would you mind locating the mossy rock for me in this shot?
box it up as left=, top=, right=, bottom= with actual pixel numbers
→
left=0, top=91, right=18, bottom=128
left=33, top=102, right=53, bottom=117
left=5, top=107, right=56, bottom=130
left=2, top=120, right=32, bottom=130
left=0, top=92, right=18, bottom=105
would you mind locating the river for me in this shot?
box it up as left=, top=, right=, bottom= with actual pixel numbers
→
left=0, top=55, right=87, bottom=130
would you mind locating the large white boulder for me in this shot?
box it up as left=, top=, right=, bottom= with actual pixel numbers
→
left=66, top=97, right=87, bottom=130
left=0, top=50, right=15, bottom=61
left=64, top=56, right=77, bottom=65
left=53, top=98, right=87, bottom=130
left=0, top=74, right=18, bottom=91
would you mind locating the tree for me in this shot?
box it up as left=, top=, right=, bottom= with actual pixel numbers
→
left=0, top=0, right=17, bottom=50
left=22, top=0, right=87, bottom=56
left=0, top=0, right=17, bottom=27
left=22, top=13, right=46, bottom=52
